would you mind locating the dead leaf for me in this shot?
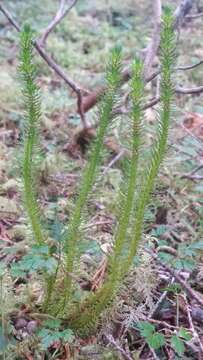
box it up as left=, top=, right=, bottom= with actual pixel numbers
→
left=183, top=112, right=203, bottom=139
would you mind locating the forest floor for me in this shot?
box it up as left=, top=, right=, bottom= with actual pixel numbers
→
left=0, top=0, right=203, bottom=359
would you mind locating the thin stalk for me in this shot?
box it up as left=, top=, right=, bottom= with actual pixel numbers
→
left=20, top=25, right=44, bottom=245
left=112, top=59, right=144, bottom=261
left=23, top=131, right=44, bottom=245
left=121, top=8, right=175, bottom=275
left=0, top=276, right=6, bottom=360
left=59, top=48, right=122, bottom=312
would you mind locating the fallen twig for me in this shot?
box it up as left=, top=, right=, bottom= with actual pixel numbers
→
left=148, top=250, right=203, bottom=308
left=183, top=294, right=203, bottom=355
left=149, top=277, right=175, bottom=318
left=105, top=334, right=133, bottom=360
left=152, top=250, right=203, bottom=306
left=83, top=220, right=114, bottom=230
left=102, top=150, right=125, bottom=176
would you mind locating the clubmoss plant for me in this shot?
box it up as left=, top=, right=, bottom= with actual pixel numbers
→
left=65, top=8, right=176, bottom=336
left=20, top=25, right=45, bottom=246
left=121, top=7, right=176, bottom=276
left=19, top=26, right=57, bottom=309
left=19, top=9, right=176, bottom=338
left=111, top=58, right=144, bottom=269
left=60, top=48, right=122, bottom=310
left=62, top=52, right=145, bottom=337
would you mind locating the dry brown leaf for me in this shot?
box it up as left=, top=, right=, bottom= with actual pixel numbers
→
left=183, top=112, right=203, bottom=139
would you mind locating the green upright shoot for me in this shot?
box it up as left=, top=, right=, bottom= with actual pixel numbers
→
left=67, top=9, right=176, bottom=336
left=61, top=48, right=122, bottom=310
left=122, top=8, right=175, bottom=275
left=20, top=25, right=45, bottom=245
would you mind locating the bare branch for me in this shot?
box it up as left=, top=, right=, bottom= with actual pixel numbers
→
left=123, top=82, right=203, bottom=115
left=176, top=85, right=203, bottom=94
left=39, top=0, right=78, bottom=47
left=143, top=96, right=160, bottom=110
left=0, top=4, right=20, bottom=32
left=36, top=42, right=87, bottom=127
left=177, top=59, right=203, bottom=71
left=81, top=69, right=161, bottom=114
left=186, top=11, right=203, bottom=19
left=154, top=84, right=201, bottom=112
left=181, top=174, right=203, bottom=181
left=181, top=164, right=203, bottom=180
left=116, top=83, right=203, bottom=113
left=0, top=3, right=87, bottom=128
left=81, top=0, right=195, bottom=113
left=181, top=164, right=203, bottom=182
left=143, top=0, right=162, bottom=79
left=34, top=42, right=78, bottom=93
left=174, top=0, right=194, bottom=28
